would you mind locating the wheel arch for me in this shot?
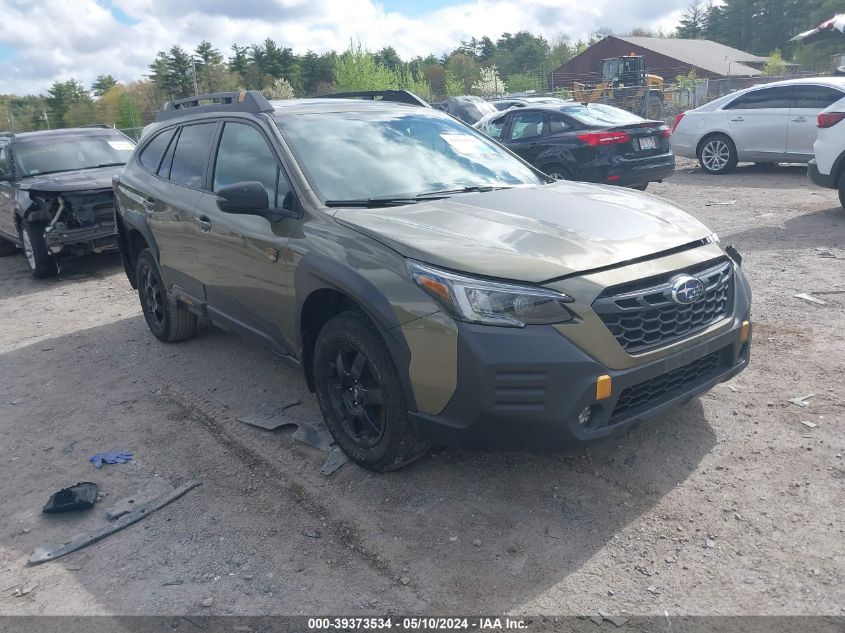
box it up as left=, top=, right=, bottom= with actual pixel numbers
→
left=115, top=211, right=159, bottom=289
left=830, top=148, right=845, bottom=187
left=294, top=253, right=416, bottom=409
left=696, top=131, right=737, bottom=158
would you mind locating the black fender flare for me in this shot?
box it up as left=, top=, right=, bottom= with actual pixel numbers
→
left=294, top=251, right=417, bottom=410
left=115, top=206, right=160, bottom=288
left=830, top=148, right=845, bottom=187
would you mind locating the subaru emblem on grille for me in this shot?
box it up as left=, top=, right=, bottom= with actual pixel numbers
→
left=671, top=275, right=705, bottom=305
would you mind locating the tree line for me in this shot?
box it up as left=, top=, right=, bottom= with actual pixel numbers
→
left=2, top=0, right=840, bottom=134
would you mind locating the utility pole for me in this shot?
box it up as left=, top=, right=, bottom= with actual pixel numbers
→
left=6, top=106, right=13, bottom=133
left=191, top=58, right=199, bottom=97
left=42, top=111, right=51, bottom=130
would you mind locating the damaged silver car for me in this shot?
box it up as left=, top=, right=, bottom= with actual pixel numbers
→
left=0, top=127, right=135, bottom=277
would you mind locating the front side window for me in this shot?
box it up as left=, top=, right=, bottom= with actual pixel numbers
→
left=480, top=115, right=507, bottom=139
left=508, top=112, right=545, bottom=140
left=169, top=122, right=217, bottom=188
left=725, top=86, right=794, bottom=110
left=213, top=122, right=285, bottom=207
left=12, top=133, right=135, bottom=177
left=276, top=110, right=541, bottom=202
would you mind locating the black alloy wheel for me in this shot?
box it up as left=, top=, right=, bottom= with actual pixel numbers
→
left=324, top=344, right=386, bottom=449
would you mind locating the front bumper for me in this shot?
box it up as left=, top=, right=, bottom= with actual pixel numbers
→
left=410, top=282, right=751, bottom=451
left=807, top=159, right=835, bottom=189
left=44, top=222, right=117, bottom=253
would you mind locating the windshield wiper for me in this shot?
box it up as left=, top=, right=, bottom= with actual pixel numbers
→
left=324, top=196, right=419, bottom=208
left=414, top=185, right=516, bottom=199
left=325, top=185, right=518, bottom=208
left=94, top=162, right=126, bottom=168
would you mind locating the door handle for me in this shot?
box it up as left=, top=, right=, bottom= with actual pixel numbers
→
left=791, top=117, right=806, bottom=122
left=729, top=117, right=744, bottom=122
left=195, top=216, right=212, bottom=232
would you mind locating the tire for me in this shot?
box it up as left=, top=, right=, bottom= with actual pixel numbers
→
left=19, top=219, right=56, bottom=278
left=313, top=310, right=431, bottom=472
left=837, top=171, right=845, bottom=210
left=645, top=97, right=663, bottom=120
left=135, top=249, right=196, bottom=343
left=0, top=236, right=17, bottom=256
left=697, top=134, right=738, bottom=175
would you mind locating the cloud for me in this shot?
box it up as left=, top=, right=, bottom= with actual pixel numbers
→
left=0, top=0, right=689, bottom=94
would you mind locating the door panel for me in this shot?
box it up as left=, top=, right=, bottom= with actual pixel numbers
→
left=193, top=121, right=297, bottom=352
left=787, top=85, right=844, bottom=157
left=725, top=86, right=792, bottom=157
left=146, top=122, right=218, bottom=297
left=0, top=143, right=15, bottom=238
left=504, top=111, right=548, bottom=165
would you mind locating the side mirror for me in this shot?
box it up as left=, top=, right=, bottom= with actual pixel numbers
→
left=216, top=181, right=269, bottom=215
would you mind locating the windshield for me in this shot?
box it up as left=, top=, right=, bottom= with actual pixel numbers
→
left=559, top=103, right=645, bottom=126
left=275, top=110, right=542, bottom=202
left=14, top=134, right=135, bottom=177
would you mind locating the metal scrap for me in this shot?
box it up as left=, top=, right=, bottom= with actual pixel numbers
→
left=788, top=394, right=814, bottom=408
left=27, top=481, right=201, bottom=566
left=793, top=293, right=827, bottom=306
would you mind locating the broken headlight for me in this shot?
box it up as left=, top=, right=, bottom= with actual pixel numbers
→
left=408, top=260, right=574, bottom=327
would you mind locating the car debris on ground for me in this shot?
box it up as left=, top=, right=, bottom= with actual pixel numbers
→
left=787, top=394, right=814, bottom=407
left=28, top=481, right=200, bottom=565
left=793, top=293, right=827, bottom=306
left=42, top=482, right=98, bottom=514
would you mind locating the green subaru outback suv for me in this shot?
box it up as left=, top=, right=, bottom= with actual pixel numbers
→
left=113, top=90, right=751, bottom=472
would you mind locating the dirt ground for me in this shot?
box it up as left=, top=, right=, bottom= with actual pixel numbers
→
left=0, top=161, right=843, bottom=618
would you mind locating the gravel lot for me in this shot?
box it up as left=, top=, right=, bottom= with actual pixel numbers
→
left=0, top=161, right=843, bottom=617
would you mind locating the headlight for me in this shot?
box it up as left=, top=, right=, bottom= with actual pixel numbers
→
left=408, top=261, right=575, bottom=327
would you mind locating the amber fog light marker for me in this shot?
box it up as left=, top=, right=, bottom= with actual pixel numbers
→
left=596, top=375, right=612, bottom=400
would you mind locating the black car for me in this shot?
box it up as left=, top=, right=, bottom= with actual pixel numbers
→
left=475, top=103, right=675, bottom=190
left=0, top=127, right=135, bottom=277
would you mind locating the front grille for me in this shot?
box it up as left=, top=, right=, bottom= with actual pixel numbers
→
left=610, top=349, right=722, bottom=422
left=593, top=258, right=733, bottom=354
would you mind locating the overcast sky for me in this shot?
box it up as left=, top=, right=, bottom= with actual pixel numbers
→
left=0, top=0, right=691, bottom=95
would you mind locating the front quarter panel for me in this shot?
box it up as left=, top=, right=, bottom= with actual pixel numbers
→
left=290, top=212, right=456, bottom=414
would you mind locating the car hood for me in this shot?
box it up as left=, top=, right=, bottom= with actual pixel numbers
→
left=17, top=166, right=122, bottom=193
left=333, top=182, right=712, bottom=283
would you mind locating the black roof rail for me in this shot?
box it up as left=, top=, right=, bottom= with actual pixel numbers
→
left=318, top=89, right=430, bottom=108
left=79, top=123, right=111, bottom=129
left=156, top=90, right=274, bottom=122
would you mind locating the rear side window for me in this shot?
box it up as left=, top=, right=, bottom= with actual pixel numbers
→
left=508, top=112, right=545, bottom=140
left=793, top=86, right=844, bottom=109
left=139, top=129, right=175, bottom=173
left=725, top=86, right=793, bottom=110
left=169, top=122, right=217, bottom=188
left=547, top=114, right=572, bottom=134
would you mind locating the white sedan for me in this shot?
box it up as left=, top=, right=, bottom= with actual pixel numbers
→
left=671, top=77, right=845, bottom=174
